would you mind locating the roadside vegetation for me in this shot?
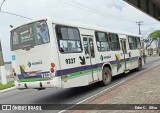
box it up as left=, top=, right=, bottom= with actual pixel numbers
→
left=0, top=82, right=15, bottom=90
left=145, top=30, right=160, bottom=49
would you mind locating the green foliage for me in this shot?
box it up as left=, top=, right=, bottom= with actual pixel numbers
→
left=0, top=81, right=14, bottom=90
left=145, top=30, right=160, bottom=49
left=149, top=30, right=160, bottom=40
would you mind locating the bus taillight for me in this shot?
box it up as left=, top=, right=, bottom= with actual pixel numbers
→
left=50, top=63, right=55, bottom=73
left=12, top=68, right=17, bottom=77
left=50, top=68, right=54, bottom=73
left=51, top=63, right=55, bottom=68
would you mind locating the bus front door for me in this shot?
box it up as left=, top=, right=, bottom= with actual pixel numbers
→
left=83, top=36, right=99, bottom=83
left=120, top=39, right=130, bottom=73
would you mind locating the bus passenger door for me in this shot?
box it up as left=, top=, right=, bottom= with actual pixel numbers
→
left=120, top=39, right=130, bottom=72
left=82, top=36, right=98, bottom=83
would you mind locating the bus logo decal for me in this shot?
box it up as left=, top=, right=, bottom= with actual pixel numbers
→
left=27, top=62, right=31, bottom=67
left=100, top=55, right=111, bottom=61
left=32, top=60, right=43, bottom=65
left=100, top=55, right=103, bottom=61
left=27, top=60, right=43, bottom=67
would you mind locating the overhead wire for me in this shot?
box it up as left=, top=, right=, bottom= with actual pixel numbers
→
left=58, top=0, right=137, bottom=23
left=57, top=0, right=109, bottom=17
left=67, top=0, right=137, bottom=23
left=58, top=0, right=160, bottom=33
left=1, top=10, right=33, bottom=20
left=141, top=25, right=159, bottom=37
left=142, top=22, right=160, bottom=25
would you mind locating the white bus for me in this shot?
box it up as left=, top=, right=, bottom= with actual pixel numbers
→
left=10, top=17, right=145, bottom=90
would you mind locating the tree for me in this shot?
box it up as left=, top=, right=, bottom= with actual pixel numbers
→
left=146, top=30, right=160, bottom=50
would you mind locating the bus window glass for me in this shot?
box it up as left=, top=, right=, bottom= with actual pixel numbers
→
left=11, top=21, right=50, bottom=51
left=83, top=37, right=89, bottom=55
left=109, top=33, right=120, bottom=51
left=128, top=36, right=141, bottom=50
left=61, top=28, right=69, bottom=39
left=133, top=37, right=137, bottom=49
left=36, top=21, right=49, bottom=44
left=128, top=36, right=134, bottom=50
left=73, top=29, right=80, bottom=40
left=95, top=31, right=110, bottom=51
left=136, top=37, right=141, bottom=49
left=11, top=32, right=19, bottom=50
left=56, top=25, right=82, bottom=53
left=89, top=38, right=95, bottom=58
left=68, top=28, right=75, bottom=40
left=59, top=40, right=81, bottom=53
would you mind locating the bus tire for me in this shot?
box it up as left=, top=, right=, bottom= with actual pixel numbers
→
left=137, top=59, right=142, bottom=71
left=101, top=67, right=112, bottom=86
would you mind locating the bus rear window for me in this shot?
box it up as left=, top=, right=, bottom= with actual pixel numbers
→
left=10, top=21, right=50, bottom=51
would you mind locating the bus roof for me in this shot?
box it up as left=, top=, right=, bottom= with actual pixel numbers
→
left=11, top=17, right=143, bottom=38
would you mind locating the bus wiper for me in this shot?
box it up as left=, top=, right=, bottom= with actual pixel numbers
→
left=22, top=45, right=34, bottom=51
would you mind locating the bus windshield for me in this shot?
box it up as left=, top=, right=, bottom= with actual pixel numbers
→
left=10, top=20, right=50, bottom=51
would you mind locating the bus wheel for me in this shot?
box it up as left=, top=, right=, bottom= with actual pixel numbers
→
left=137, top=59, right=142, bottom=71
left=101, top=67, right=112, bottom=86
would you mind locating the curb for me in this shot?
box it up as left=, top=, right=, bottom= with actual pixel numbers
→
left=0, top=87, right=16, bottom=93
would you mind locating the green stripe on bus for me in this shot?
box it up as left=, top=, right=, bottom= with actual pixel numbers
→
left=19, top=58, right=138, bottom=82
left=121, top=59, right=137, bottom=65
left=61, top=67, right=102, bottom=80
left=112, top=64, right=116, bottom=68
left=19, top=78, right=50, bottom=82
left=61, top=59, right=138, bottom=81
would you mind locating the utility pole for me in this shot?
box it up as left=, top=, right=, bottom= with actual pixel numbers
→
left=0, top=0, right=7, bottom=85
left=136, top=21, right=143, bottom=35
left=0, top=0, right=6, bottom=12
left=0, top=40, right=7, bottom=85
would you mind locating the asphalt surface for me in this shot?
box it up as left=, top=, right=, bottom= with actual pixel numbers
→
left=0, top=55, right=160, bottom=113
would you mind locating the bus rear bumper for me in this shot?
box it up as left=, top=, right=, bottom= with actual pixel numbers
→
left=14, top=77, right=61, bottom=90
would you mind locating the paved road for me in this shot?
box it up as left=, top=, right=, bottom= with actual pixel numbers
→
left=0, top=55, right=160, bottom=113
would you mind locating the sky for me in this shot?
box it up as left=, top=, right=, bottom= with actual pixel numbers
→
left=0, top=0, right=160, bottom=62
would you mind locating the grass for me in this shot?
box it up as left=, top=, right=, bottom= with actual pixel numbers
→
left=0, top=81, right=15, bottom=90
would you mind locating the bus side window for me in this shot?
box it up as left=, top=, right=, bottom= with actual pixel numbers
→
left=136, top=37, right=141, bottom=49
left=56, top=25, right=82, bottom=53
left=128, top=36, right=141, bottom=50
left=95, top=31, right=110, bottom=52
left=109, top=33, right=120, bottom=51
left=128, top=36, right=134, bottom=50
